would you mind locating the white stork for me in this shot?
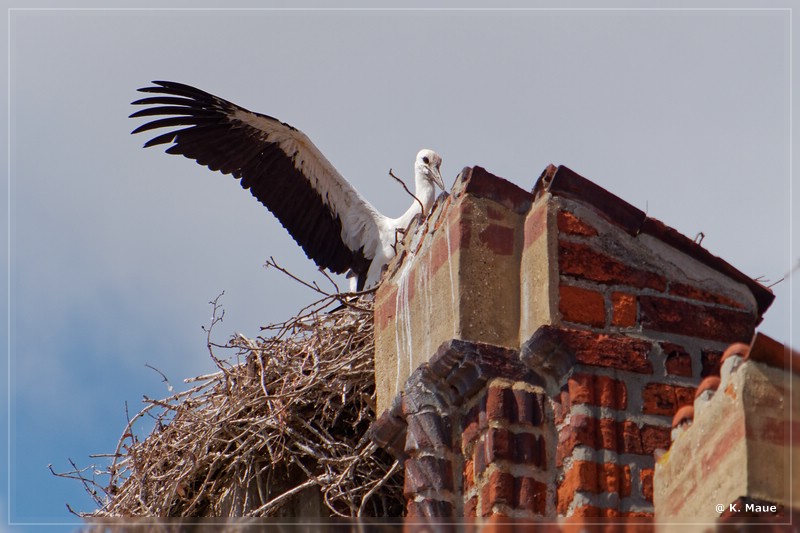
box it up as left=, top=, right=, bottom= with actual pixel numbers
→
left=130, top=81, right=445, bottom=290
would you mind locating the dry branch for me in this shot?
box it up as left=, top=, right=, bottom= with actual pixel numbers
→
left=58, top=294, right=402, bottom=518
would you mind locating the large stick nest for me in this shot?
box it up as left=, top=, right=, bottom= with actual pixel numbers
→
left=74, top=294, right=403, bottom=518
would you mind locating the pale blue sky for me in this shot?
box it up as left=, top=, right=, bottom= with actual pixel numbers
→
left=3, top=3, right=797, bottom=528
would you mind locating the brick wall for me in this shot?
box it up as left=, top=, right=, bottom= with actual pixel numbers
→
left=655, top=333, right=799, bottom=522
left=371, top=164, right=773, bottom=520
left=543, top=200, right=760, bottom=517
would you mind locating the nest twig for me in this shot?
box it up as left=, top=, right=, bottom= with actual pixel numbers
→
left=55, top=293, right=403, bottom=518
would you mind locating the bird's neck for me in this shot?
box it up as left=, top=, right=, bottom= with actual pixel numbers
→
left=396, top=174, right=436, bottom=230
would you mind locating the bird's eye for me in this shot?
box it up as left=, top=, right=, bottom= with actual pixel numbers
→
left=422, top=156, right=430, bottom=164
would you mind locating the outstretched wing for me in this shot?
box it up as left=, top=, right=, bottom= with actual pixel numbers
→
left=130, top=80, right=383, bottom=277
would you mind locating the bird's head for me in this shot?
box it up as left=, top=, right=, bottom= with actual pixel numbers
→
left=415, top=149, right=445, bottom=191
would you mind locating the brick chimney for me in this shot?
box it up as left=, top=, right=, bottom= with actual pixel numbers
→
left=370, top=164, right=773, bottom=519
left=654, top=333, right=799, bottom=523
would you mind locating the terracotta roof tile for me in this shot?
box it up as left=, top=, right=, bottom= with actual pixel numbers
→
left=745, top=333, right=800, bottom=375
left=694, top=376, right=721, bottom=399
left=672, top=405, right=695, bottom=429
left=720, top=342, right=751, bottom=366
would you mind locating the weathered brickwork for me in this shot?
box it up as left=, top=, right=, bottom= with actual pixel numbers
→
left=464, top=380, right=555, bottom=518
left=543, top=179, right=768, bottom=519
left=655, top=333, right=799, bottom=522
left=371, top=164, right=774, bottom=521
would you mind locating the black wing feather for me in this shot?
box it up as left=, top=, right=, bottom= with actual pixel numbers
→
left=131, top=81, right=369, bottom=278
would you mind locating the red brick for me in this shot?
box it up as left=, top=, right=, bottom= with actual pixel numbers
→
left=553, top=392, right=568, bottom=426
left=597, top=418, right=618, bottom=451
left=462, top=404, right=481, bottom=450
left=512, top=388, right=545, bottom=426
left=568, top=373, right=627, bottom=410
left=464, top=458, right=475, bottom=491
left=477, top=395, right=488, bottom=429
left=514, top=432, right=546, bottom=467
left=559, top=285, right=606, bottom=327
left=488, top=470, right=515, bottom=506
left=559, top=240, right=667, bottom=291
left=662, top=342, right=693, bottom=377
left=474, top=436, right=487, bottom=476
left=569, top=330, right=654, bottom=374
left=560, top=387, right=571, bottom=411
left=639, top=295, right=755, bottom=343
left=567, top=373, right=593, bottom=405
left=570, top=505, right=603, bottom=517
left=598, top=462, right=631, bottom=497
left=557, top=210, right=598, bottom=237
left=485, top=427, right=512, bottom=463
left=516, top=476, right=548, bottom=514
left=486, top=385, right=514, bottom=422
left=479, top=223, right=515, bottom=256
left=556, top=414, right=597, bottom=466
left=641, top=383, right=696, bottom=416
left=534, top=327, right=654, bottom=374
left=570, top=461, right=599, bottom=492
left=640, top=468, right=654, bottom=502
left=405, top=411, right=451, bottom=453
left=480, top=482, right=492, bottom=517
left=403, top=456, right=453, bottom=496
left=596, top=375, right=628, bottom=410
left=559, top=414, right=673, bottom=463
left=465, top=495, right=478, bottom=518
left=619, top=420, right=643, bottom=455
left=557, top=461, right=598, bottom=514
left=701, top=349, right=723, bottom=377
left=669, top=282, right=745, bottom=309
left=611, top=291, right=637, bottom=327
left=641, top=424, right=671, bottom=454
left=560, top=415, right=669, bottom=457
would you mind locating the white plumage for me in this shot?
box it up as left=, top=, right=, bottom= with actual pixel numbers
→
left=130, top=81, right=444, bottom=290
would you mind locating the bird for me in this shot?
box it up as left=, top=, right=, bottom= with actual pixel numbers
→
left=129, top=80, right=445, bottom=291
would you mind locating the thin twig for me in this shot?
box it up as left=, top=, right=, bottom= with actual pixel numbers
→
left=251, top=478, right=318, bottom=516
left=357, top=459, right=401, bottom=517
left=265, top=256, right=332, bottom=297
left=144, top=364, right=174, bottom=393
left=388, top=168, right=423, bottom=214
left=265, top=256, right=374, bottom=312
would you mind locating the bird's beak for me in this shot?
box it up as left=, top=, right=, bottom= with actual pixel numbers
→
left=431, top=166, right=445, bottom=191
